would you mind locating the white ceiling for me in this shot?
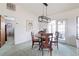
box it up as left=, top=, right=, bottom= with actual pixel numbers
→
left=17, top=3, right=79, bottom=16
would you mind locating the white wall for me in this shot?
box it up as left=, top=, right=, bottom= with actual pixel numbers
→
left=0, top=3, right=39, bottom=45
left=1, top=3, right=79, bottom=46
left=51, top=8, right=79, bottom=47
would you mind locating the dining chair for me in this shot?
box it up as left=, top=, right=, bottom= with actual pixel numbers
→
left=52, top=32, right=59, bottom=48
left=31, top=32, right=40, bottom=48
left=40, top=33, right=53, bottom=56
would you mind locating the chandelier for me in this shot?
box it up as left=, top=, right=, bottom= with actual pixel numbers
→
left=38, top=3, right=51, bottom=23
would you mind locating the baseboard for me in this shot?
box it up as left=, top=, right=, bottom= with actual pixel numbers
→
left=15, top=40, right=31, bottom=46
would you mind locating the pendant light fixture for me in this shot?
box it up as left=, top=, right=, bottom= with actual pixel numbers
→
left=38, top=3, right=51, bottom=23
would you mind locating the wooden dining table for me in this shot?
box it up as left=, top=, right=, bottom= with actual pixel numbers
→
left=35, top=33, right=53, bottom=56
left=35, top=33, right=53, bottom=49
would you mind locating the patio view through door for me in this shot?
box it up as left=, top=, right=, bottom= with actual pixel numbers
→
left=48, top=20, right=65, bottom=41
left=48, top=20, right=56, bottom=37
left=58, top=20, right=65, bottom=41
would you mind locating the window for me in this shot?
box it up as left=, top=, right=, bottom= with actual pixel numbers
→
left=58, top=21, right=65, bottom=40
left=48, top=20, right=65, bottom=40
left=48, top=20, right=56, bottom=37
left=76, top=17, right=79, bottom=39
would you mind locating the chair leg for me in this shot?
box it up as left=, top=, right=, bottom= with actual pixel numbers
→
left=50, top=46, right=52, bottom=56
left=42, top=47, right=44, bottom=56
left=41, top=45, right=44, bottom=56
left=57, top=43, right=58, bottom=49
left=32, top=42, right=34, bottom=48
left=39, top=42, right=41, bottom=50
left=32, top=44, right=33, bottom=48
left=50, top=50, right=52, bottom=56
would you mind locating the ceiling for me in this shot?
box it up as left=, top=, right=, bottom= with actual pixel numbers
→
left=17, top=3, right=79, bottom=16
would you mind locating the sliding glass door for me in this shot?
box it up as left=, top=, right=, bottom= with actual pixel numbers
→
left=48, top=20, right=65, bottom=41
left=58, top=21, right=65, bottom=40
left=48, top=20, right=56, bottom=36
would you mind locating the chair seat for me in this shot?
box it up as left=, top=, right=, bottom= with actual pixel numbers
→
left=52, top=41, right=58, bottom=43
left=33, top=39, right=40, bottom=42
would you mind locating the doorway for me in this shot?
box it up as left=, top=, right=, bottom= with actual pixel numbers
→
left=5, top=16, right=15, bottom=46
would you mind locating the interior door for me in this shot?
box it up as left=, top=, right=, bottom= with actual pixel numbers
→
left=0, top=15, right=5, bottom=47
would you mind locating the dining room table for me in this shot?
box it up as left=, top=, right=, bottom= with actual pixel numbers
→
left=35, top=32, right=53, bottom=55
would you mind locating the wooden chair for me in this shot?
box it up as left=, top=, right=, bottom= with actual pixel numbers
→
left=40, top=33, right=53, bottom=56
left=52, top=32, right=59, bottom=48
left=31, top=32, right=40, bottom=48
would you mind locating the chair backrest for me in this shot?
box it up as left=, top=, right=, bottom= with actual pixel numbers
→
left=43, top=33, right=53, bottom=48
left=55, top=32, right=59, bottom=41
left=43, top=33, right=49, bottom=47
left=48, top=33, right=53, bottom=41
